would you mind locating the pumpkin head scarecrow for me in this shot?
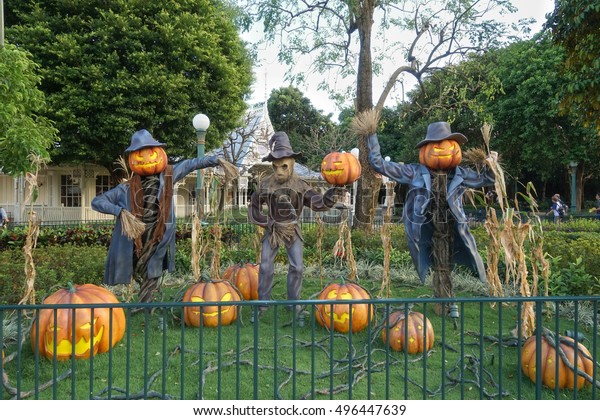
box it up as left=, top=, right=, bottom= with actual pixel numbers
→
left=248, top=132, right=347, bottom=324
left=92, top=129, right=238, bottom=302
left=362, top=116, right=497, bottom=309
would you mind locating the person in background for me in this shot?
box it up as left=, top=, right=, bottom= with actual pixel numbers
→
left=547, top=194, right=565, bottom=224
left=0, top=206, right=8, bottom=227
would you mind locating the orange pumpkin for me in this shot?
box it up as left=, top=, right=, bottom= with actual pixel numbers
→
left=222, top=263, right=260, bottom=301
left=521, top=333, right=594, bottom=390
left=128, top=146, right=168, bottom=176
left=30, top=283, right=126, bottom=361
left=315, top=281, right=374, bottom=333
left=183, top=279, right=241, bottom=327
left=321, top=151, right=362, bottom=186
left=419, top=139, right=462, bottom=170
left=381, top=311, right=434, bottom=354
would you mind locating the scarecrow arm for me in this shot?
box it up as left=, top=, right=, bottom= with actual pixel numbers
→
left=367, top=133, right=415, bottom=184
left=248, top=191, right=268, bottom=228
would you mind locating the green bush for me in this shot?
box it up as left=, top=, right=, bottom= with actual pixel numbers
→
left=0, top=245, right=106, bottom=303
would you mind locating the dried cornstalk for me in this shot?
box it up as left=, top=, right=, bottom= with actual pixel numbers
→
left=191, top=212, right=202, bottom=279
left=479, top=123, right=544, bottom=338
left=315, top=215, right=324, bottom=286
left=19, top=156, right=48, bottom=305
left=484, top=208, right=503, bottom=298
left=379, top=187, right=395, bottom=298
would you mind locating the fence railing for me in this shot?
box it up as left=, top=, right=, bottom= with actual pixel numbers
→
left=1, top=296, right=598, bottom=400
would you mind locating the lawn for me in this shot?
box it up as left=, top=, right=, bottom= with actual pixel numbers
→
left=2, top=265, right=598, bottom=400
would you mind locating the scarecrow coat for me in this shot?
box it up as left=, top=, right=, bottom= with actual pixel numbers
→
left=91, top=156, right=218, bottom=285
left=367, top=134, right=495, bottom=283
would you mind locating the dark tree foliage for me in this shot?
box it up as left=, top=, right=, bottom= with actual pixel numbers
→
left=6, top=0, right=253, bottom=176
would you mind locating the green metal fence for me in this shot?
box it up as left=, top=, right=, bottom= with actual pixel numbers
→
left=1, top=296, right=598, bottom=400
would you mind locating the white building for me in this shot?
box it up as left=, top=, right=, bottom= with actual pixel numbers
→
left=0, top=103, right=341, bottom=225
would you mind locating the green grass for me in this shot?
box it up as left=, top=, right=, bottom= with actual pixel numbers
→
left=2, top=270, right=598, bottom=400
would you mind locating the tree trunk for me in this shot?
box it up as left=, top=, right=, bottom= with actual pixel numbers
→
left=353, top=1, right=377, bottom=230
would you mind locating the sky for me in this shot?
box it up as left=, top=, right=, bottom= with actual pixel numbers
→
left=244, top=0, right=556, bottom=119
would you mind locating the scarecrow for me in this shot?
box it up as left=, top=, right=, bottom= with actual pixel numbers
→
left=92, top=129, right=238, bottom=303
left=248, top=132, right=346, bottom=323
left=361, top=115, right=497, bottom=313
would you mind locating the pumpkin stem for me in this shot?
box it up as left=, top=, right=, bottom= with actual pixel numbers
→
left=66, top=282, right=76, bottom=293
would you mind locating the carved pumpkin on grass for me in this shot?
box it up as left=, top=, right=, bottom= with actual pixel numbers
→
left=418, top=139, right=462, bottom=170
left=128, top=146, right=168, bottom=176
left=222, top=263, right=259, bottom=301
left=183, top=279, right=241, bottom=327
left=315, top=281, right=374, bottom=333
left=321, top=151, right=362, bottom=186
left=521, top=331, right=594, bottom=390
left=381, top=310, right=435, bottom=354
left=30, top=283, right=126, bottom=361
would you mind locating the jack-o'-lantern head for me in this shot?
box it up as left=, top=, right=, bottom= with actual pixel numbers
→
left=315, top=281, right=374, bottom=333
left=182, top=279, right=241, bottom=328
left=30, top=284, right=126, bottom=361
left=416, top=122, right=467, bottom=171
left=126, top=129, right=168, bottom=176
left=321, top=151, right=362, bottom=186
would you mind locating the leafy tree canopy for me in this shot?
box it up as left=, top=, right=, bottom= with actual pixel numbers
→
left=0, top=44, right=57, bottom=175
left=6, top=0, right=253, bottom=175
left=546, top=0, right=600, bottom=133
left=379, top=35, right=597, bottom=199
left=267, top=86, right=336, bottom=166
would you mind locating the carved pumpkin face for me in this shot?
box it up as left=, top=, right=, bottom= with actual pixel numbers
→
left=183, top=280, right=241, bottom=328
left=315, top=282, right=373, bottom=333
left=381, top=311, right=435, bottom=354
left=222, top=263, right=260, bottom=301
left=521, top=334, right=594, bottom=390
left=128, top=146, right=168, bottom=176
left=419, top=139, right=462, bottom=170
left=30, top=284, right=126, bottom=361
left=321, top=151, right=362, bottom=186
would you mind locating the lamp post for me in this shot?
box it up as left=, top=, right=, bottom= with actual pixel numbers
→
left=192, top=113, right=210, bottom=217
left=569, top=161, right=578, bottom=214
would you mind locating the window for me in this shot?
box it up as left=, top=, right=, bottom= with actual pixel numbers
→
left=96, top=175, right=111, bottom=196
left=60, top=175, right=81, bottom=207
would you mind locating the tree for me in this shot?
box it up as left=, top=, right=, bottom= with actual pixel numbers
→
left=267, top=86, right=335, bottom=166
left=385, top=36, right=598, bottom=207
left=239, top=0, right=530, bottom=229
left=0, top=43, right=57, bottom=175
left=546, top=0, right=600, bottom=134
left=6, top=0, right=253, bottom=180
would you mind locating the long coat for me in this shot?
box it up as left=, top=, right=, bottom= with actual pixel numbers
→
left=367, top=134, right=495, bottom=283
left=91, top=156, right=218, bottom=285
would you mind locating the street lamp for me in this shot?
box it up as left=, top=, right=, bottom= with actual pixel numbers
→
left=192, top=113, right=210, bottom=217
left=569, top=161, right=578, bottom=214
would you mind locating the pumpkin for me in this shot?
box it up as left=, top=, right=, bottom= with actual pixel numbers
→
left=315, top=281, right=374, bottom=333
left=128, top=146, right=168, bottom=176
left=30, top=283, right=126, bottom=361
left=183, top=279, right=241, bottom=327
left=381, top=311, right=434, bottom=354
left=521, top=333, right=594, bottom=390
left=321, top=151, right=362, bottom=186
left=418, top=139, right=462, bottom=170
left=222, top=263, right=260, bottom=301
